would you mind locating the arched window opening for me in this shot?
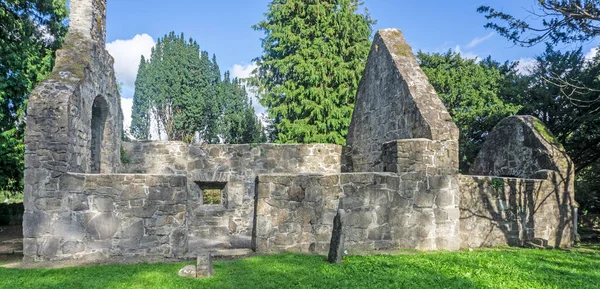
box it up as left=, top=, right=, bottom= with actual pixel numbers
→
left=90, top=95, right=109, bottom=173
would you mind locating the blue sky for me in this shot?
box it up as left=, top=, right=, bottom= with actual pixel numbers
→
left=101, top=0, right=599, bottom=132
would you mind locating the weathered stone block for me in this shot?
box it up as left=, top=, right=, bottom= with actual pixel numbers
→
left=196, top=253, right=213, bottom=278
left=62, top=241, right=85, bottom=254
left=93, top=197, right=113, bottom=212
left=178, top=265, right=197, bottom=278
left=86, top=213, right=120, bottom=240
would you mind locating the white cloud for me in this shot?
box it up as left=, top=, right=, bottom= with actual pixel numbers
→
left=106, top=34, right=156, bottom=94
left=108, top=34, right=155, bottom=140
left=454, top=45, right=479, bottom=61
left=516, top=57, right=536, bottom=76
left=231, top=63, right=257, bottom=79
left=229, top=63, right=266, bottom=114
left=120, top=97, right=133, bottom=135
left=465, top=32, right=495, bottom=49
left=585, top=47, right=599, bottom=62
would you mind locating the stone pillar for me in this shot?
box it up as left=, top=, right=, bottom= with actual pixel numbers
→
left=23, top=0, right=122, bottom=262
left=69, top=0, right=107, bottom=44
left=383, top=139, right=460, bottom=250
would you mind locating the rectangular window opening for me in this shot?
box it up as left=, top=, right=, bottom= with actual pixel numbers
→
left=196, top=182, right=227, bottom=206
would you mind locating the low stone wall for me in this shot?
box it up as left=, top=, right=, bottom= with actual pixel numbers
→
left=459, top=172, right=574, bottom=248
left=23, top=173, right=187, bottom=261
left=254, top=171, right=459, bottom=254
left=121, top=142, right=342, bottom=251
left=254, top=173, right=397, bottom=254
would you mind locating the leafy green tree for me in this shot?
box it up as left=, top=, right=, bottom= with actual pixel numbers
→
left=252, top=0, right=374, bottom=145
left=478, top=1, right=600, bottom=213
left=417, top=51, right=522, bottom=171
left=131, top=32, right=263, bottom=144
left=478, top=1, right=600, bottom=47
left=522, top=45, right=600, bottom=212
left=0, top=0, right=68, bottom=194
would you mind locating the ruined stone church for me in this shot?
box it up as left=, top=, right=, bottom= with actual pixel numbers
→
left=23, top=0, right=576, bottom=263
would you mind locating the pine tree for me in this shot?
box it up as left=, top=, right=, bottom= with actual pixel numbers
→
left=252, top=0, right=374, bottom=145
left=220, top=73, right=266, bottom=144
left=130, top=31, right=264, bottom=144
left=130, top=56, right=150, bottom=139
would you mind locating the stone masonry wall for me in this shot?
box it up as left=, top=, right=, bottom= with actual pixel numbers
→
left=459, top=172, right=574, bottom=248
left=254, top=173, right=400, bottom=254
left=23, top=173, right=187, bottom=261
left=470, top=115, right=573, bottom=180
left=255, top=140, right=460, bottom=255
left=23, top=0, right=122, bottom=261
left=121, top=142, right=342, bottom=252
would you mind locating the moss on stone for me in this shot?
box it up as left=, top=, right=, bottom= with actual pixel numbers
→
left=491, top=177, right=504, bottom=190
left=47, top=32, right=92, bottom=82
left=385, top=30, right=413, bottom=57
left=531, top=118, right=562, bottom=148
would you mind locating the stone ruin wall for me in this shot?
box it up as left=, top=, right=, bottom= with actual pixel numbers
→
left=22, top=0, right=576, bottom=264
left=254, top=30, right=575, bottom=254
left=460, top=173, right=573, bottom=249
left=23, top=0, right=123, bottom=261
left=120, top=142, right=341, bottom=254
left=463, top=115, right=575, bottom=248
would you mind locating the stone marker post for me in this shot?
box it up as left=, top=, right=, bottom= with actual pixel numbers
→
left=327, top=209, right=346, bottom=264
left=197, top=252, right=214, bottom=278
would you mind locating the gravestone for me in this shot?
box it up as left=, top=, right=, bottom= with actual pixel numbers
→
left=327, top=209, right=346, bottom=264
left=196, top=252, right=213, bottom=278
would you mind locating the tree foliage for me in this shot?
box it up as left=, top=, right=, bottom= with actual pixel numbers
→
left=523, top=46, right=600, bottom=212
left=130, top=32, right=264, bottom=144
left=0, top=0, right=68, bottom=194
left=251, top=0, right=374, bottom=145
left=478, top=0, right=600, bottom=47
left=418, top=51, right=522, bottom=171
left=478, top=1, right=600, bottom=213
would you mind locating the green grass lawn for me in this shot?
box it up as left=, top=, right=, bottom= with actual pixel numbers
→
left=1, top=246, right=599, bottom=289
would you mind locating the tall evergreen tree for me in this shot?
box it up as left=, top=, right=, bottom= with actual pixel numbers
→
left=251, top=0, right=374, bottom=145
left=0, top=0, right=68, bottom=194
left=130, top=56, right=151, bottom=139
left=130, top=32, right=264, bottom=144
left=220, top=72, right=266, bottom=144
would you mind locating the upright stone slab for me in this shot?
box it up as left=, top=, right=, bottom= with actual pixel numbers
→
left=196, top=252, right=213, bottom=278
left=470, top=115, right=574, bottom=180
left=344, top=29, right=461, bottom=250
left=23, top=0, right=122, bottom=261
left=345, top=28, right=459, bottom=173
left=327, top=209, right=346, bottom=264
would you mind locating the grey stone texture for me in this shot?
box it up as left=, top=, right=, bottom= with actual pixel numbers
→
left=470, top=115, right=574, bottom=180
left=23, top=1, right=576, bottom=265
left=327, top=209, right=346, bottom=264
left=196, top=252, right=213, bottom=278
left=23, top=0, right=123, bottom=262
left=177, top=253, right=213, bottom=278
left=459, top=173, right=574, bottom=248
left=24, top=174, right=187, bottom=261
left=178, top=265, right=197, bottom=278
left=120, top=142, right=341, bottom=252
left=345, top=29, right=459, bottom=173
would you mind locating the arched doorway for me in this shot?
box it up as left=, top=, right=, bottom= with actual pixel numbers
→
left=90, top=95, right=109, bottom=173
